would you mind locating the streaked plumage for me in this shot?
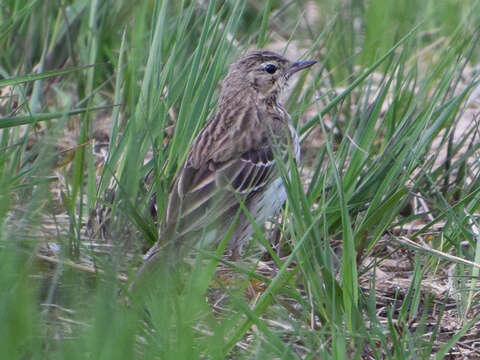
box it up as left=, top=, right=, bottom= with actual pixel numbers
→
left=139, top=50, right=316, bottom=276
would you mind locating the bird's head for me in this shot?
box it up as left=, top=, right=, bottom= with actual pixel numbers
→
left=220, top=50, right=316, bottom=103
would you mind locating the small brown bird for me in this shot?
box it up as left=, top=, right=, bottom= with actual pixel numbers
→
left=132, top=50, right=316, bottom=287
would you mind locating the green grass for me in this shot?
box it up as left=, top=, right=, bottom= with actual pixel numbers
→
left=1, top=0, right=480, bottom=358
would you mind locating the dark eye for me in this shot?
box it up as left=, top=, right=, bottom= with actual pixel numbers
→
left=264, top=64, right=277, bottom=74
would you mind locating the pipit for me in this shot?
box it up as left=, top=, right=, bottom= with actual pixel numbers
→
left=131, top=50, right=316, bottom=289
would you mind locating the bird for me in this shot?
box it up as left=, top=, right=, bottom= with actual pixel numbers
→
left=128, top=50, right=316, bottom=294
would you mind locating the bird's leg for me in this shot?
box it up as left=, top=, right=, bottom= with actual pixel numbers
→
left=229, top=246, right=241, bottom=261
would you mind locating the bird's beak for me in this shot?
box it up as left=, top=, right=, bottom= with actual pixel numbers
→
left=287, top=60, right=317, bottom=75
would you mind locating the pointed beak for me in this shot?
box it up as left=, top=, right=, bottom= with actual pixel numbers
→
left=287, top=60, right=317, bottom=75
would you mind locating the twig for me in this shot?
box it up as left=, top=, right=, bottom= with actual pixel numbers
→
left=35, top=253, right=128, bottom=282
left=393, top=236, right=480, bottom=270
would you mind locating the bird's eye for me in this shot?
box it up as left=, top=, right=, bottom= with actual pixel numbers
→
left=264, top=64, right=277, bottom=74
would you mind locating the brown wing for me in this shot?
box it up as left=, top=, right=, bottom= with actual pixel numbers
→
left=188, top=103, right=271, bottom=166
left=141, top=143, right=277, bottom=266
left=162, top=144, right=275, bottom=241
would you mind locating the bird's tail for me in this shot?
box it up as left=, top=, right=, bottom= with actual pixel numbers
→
left=126, top=241, right=179, bottom=303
